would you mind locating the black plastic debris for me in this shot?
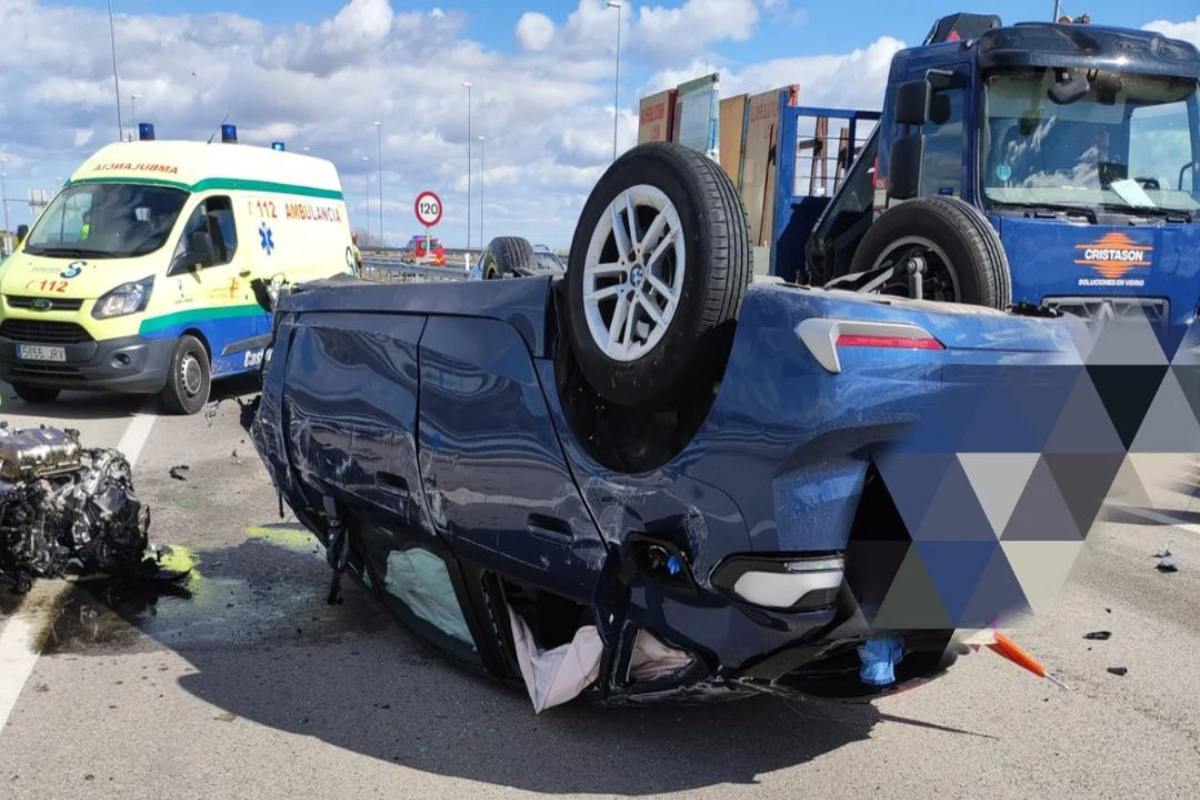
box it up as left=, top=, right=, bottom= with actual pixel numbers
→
left=1107, top=666, right=1128, bottom=677
left=1154, top=547, right=1172, bottom=559
left=0, top=426, right=181, bottom=593
left=169, top=465, right=190, bottom=481
left=1155, top=557, right=1179, bottom=573
left=1084, top=631, right=1112, bottom=641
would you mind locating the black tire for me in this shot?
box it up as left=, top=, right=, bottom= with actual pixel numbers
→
left=480, top=236, right=538, bottom=279
left=160, top=335, right=211, bottom=415
left=565, top=142, right=751, bottom=409
left=11, top=382, right=60, bottom=403
left=849, top=196, right=1011, bottom=308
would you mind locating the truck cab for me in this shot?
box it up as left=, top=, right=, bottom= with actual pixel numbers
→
left=805, top=14, right=1200, bottom=335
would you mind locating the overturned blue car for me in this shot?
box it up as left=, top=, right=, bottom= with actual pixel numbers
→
left=252, top=143, right=1143, bottom=710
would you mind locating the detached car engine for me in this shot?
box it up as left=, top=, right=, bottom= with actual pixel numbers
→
left=0, top=425, right=151, bottom=594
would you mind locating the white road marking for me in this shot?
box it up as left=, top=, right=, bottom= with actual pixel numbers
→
left=0, top=404, right=157, bottom=734
left=1108, top=504, right=1200, bottom=537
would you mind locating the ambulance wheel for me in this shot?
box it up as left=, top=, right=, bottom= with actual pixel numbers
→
left=11, top=382, right=60, bottom=404
left=161, top=335, right=211, bottom=415
left=566, top=142, right=751, bottom=408
left=849, top=196, right=1011, bottom=308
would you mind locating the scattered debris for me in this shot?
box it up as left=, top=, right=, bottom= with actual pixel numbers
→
left=1105, top=608, right=1112, bottom=614
left=1156, top=557, right=1179, bottom=573
left=0, top=426, right=186, bottom=593
left=168, top=465, right=190, bottom=481
left=1154, top=546, right=1172, bottom=559
left=1084, top=631, right=1112, bottom=641
left=1107, top=666, right=1128, bottom=677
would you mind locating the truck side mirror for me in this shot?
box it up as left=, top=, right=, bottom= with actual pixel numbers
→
left=894, top=79, right=931, bottom=126
left=15, top=225, right=28, bottom=244
left=888, top=133, right=924, bottom=200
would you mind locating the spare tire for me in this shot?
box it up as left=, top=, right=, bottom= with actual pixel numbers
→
left=480, top=236, right=538, bottom=279
left=849, top=196, right=1011, bottom=308
left=566, top=143, right=751, bottom=409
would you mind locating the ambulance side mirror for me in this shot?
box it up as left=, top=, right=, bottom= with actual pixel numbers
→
left=172, top=230, right=216, bottom=274
left=15, top=225, right=28, bottom=244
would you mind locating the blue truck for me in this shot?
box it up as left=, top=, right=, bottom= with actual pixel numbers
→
left=762, top=13, right=1200, bottom=344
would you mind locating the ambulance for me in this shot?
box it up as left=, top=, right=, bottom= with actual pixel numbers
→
left=0, top=136, right=357, bottom=413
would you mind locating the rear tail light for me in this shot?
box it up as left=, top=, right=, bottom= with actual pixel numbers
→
left=796, top=318, right=945, bottom=373
left=836, top=333, right=944, bottom=350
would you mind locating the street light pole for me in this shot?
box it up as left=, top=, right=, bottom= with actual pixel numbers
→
left=463, top=81, right=472, bottom=252
left=373, top=120, right=383, bottom=246
left=1, top=157, right=10, bottom=237
left=107, top=0, right=123, bottom=142
left=362, top=155, right=371, bottom=244
left=607, top=0, right=622, bottom=161
left=478, top=136, right=485, bottom=247
left=129, top=93, right=142, bottom=141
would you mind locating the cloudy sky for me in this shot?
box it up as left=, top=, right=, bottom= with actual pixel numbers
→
left=1, top=0, right=1198, bottom=247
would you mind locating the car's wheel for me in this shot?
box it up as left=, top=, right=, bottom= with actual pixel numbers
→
left=480, top=236, right=538, bottom=279
left=849, top=196, right=1011, bottom=308
left=566, top=142, right=751, bottom=409
left=11, top=382, right=60, bottom=403
left=160, top=335, right=211, bottom=415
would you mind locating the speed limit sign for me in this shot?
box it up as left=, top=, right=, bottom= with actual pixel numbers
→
left=414, top=190, right=443, bottom=227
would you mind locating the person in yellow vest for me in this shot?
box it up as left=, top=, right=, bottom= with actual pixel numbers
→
left=79, top=210, right=92, bottom=241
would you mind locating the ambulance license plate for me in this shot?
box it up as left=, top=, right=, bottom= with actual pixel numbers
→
left=17, top=345, right=66, bottom=362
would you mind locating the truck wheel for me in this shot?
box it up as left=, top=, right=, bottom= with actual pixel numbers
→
left=160, top=335, right=211, bottom=415
left=566, top=142, right=751, bottom=408
left=849, top=196, right=1011, bottom=308
left=11, top=383, right=60, bottom=403
left=480, top=236, right=537, bottom=279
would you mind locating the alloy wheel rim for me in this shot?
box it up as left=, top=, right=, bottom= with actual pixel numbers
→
left=582, top=184, right=686, bottom=362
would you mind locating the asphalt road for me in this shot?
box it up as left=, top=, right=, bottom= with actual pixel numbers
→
left=0, top=382, right=1197, bottom=800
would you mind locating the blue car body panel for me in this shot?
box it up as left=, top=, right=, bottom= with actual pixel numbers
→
left=252, top=276, right=1084, bottom=695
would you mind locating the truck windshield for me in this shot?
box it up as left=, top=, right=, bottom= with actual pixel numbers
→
left=982, top=69, right=1200, bottom=216
left=23, top=182, right=189, bottom=258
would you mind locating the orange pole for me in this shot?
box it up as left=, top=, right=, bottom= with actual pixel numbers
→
left=988, top=632, right=1070, bottom=689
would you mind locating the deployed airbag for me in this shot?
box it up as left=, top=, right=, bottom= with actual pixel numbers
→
left=507, top=610, right=603, bottom=713
left=383, top=548, right=474, bottom=645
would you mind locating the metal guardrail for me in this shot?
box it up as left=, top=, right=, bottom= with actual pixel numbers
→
left=359, top=256, right=471, bottom=283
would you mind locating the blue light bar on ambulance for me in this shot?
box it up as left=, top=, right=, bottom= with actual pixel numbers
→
left=271, top=142, right=286, bottom=151
left=138, top=123, right=156, bottom=141
left=221, top=124, right=238, bottom=144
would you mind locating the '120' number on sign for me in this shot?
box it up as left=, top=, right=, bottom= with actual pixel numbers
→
left=419, top=201, right=439, bottom=217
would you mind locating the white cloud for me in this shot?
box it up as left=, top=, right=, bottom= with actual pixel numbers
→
left=516, top=12, right=556, bottom=51
left=1143, top=14, right=1200, bottom=48
left=633, top=0, right=759, bottom=61
left=720, top=35, right=906, bottom=110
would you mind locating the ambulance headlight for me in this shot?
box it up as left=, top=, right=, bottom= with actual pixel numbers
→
left=92, top=275, right=155, bottom=319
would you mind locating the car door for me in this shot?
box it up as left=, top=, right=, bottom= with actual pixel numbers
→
left=417, top=315, right=606, bottom=603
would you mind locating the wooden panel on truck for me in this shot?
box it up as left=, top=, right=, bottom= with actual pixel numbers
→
left=638, top=90, right=676, bottom=144
left=718, top=95, right=748, bottom=186
left=741, top=85, right=798, bottom=251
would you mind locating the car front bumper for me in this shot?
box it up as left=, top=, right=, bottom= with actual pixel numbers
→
left=0, top=332, right=173, bottom=393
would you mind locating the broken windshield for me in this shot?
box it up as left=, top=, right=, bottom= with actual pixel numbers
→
left=24, top=182, right=189, bottom=258
left=982, top=68, right=1200, bottom=218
